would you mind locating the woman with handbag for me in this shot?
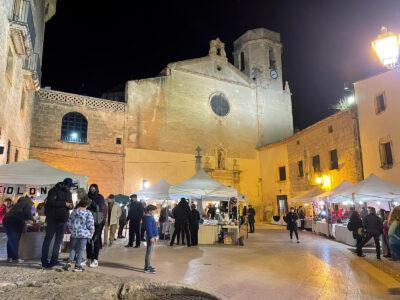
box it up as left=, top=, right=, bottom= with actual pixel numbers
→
left=388, top=206, right=400, bottom=260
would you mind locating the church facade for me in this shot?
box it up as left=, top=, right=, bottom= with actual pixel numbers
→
left=29, top=28, right=294, bottom=217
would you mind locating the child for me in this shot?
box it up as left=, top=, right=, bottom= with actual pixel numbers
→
left=143, top=204, right=158, bottom=274
left=65, top=197, right=94, bottom=272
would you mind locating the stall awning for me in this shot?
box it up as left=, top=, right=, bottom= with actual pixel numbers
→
left=330, top=174, right=400, bottom=203
left=289, top=186, right=324, bottom=203
left=316, top=180, right=353, bottom=202
left=135, top=179, right=171, bottom=200
left=0, top=159, right=87, bottom=187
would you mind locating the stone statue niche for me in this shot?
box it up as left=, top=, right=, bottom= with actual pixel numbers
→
left=216, top=148, right=226, bottom=170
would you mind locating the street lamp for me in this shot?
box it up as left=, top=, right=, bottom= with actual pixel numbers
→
left=372, top=27, right=400, bottom=69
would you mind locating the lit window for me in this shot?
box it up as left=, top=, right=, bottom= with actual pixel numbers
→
left=330, top=149, right=339, bottom=170
left=279, top=166, right=286, bottom=181
left=380, top=140, right=393, bottom=169
left=312, top=155, right=321, bottom=173
left=376, top=93, right=386, bottom=114
left=61, top=112, right=88, bottom=144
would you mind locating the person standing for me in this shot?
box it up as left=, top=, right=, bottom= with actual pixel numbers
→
left=247, top=205, right=256, bottom=233
left=284, top=207, right=299, bottom=243
left=189, top=203, right=200, bottom=246
left=65, top=197, right=95, bottom=272
left=170, top=198, right=191, bottom=247
left=41, top=178, right=74, bottom=269
left=143, top=205, right=158, bottom=274
left=159, top=205, right=168, bottom=240
left=0, top=198, right=13, bottom=225
left=3, top=196, right=34, bottom=263
left=86, top=184, right=105, bottom=268
left=241, top=205, right=247, bottom=225
left=360, top=207, right=383, bottom=260
left=125, top=194, right=144, bottom=248
left=117, top=204, right=127, bottom=239
left=299, top=206, right=306, bottom=231
left=348, top=210, right=364, bottom=256
left=380, top=209, right=391, bottom=258
left=103, top=194, right=121, bottom=247
left=388, top=206, right=400, bottom=260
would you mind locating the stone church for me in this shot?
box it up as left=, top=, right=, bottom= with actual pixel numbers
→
left=29, top=28, right=294, bottom=211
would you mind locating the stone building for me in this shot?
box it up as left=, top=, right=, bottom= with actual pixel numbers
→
left=258, top=110, right=363, bottom=218
left=355, top=70, right=400, bottom=185
left=29, top=28, right=294, bottom=212
left=0, top=0, right=56, bottom=164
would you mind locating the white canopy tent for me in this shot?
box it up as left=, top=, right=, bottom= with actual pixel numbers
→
left=289, top=186, right=324, bottom=204
left=136, top=179, right=171, bottom=200
left=0, top=159, right=87, bottom=187
left=316, top=180, right=354, bottom=202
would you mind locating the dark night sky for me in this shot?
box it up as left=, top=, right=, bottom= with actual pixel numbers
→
left=41, top=0, right=400, bottom=129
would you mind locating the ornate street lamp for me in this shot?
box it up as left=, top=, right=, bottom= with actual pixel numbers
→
left=372, top=27, right=400, bottom=69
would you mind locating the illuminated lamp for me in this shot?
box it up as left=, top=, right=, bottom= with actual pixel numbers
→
left=372, top=27, right=400, bottom=69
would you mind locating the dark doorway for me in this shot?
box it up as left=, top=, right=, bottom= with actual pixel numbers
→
left=277, top=195, right=288, bottom=215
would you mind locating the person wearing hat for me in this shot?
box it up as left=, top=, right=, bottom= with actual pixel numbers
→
left=41, top=178, right=75, bottom=269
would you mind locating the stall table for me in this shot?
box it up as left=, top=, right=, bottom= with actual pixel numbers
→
left=198, top=224, right=219, bottom=244
left=312, top=221, right=330, bottom=236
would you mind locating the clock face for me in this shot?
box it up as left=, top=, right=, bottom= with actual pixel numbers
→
left=270, top=69, right=278, bottom=79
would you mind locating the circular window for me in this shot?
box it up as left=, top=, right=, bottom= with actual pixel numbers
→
left=210, top=94, right=230, bottom=117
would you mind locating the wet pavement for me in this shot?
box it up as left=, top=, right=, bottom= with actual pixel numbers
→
left=92, top=224, right=400, bottom=300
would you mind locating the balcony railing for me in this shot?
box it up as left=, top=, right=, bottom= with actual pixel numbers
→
left=10, top=0, right=36, bottom=52
left=23, top=52, right=41, bottom=89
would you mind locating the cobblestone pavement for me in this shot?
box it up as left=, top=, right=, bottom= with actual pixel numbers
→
left=2, top=225, right=400, bottom=299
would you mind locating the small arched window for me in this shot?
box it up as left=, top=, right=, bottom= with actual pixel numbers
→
left=61, top=112, right=88, bottom=144
left=240, top=52, right=245, bottom=71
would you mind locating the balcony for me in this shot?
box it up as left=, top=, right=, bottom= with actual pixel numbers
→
left=9, top=0, right=36, bottom=55
left=23, top=53, right=41, bottom=90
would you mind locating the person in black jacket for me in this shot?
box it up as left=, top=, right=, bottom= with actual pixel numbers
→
left=284, top=207, right=300, bottom=243
left=189, top=203, right=201, bottom=246
left=86, top=183, right=105, bottom=267
left=360, top=207, right=383, bottom=259
left=170, top=198, right=191, bottom=247
left=3, top=196, right=34, bottom=262
left=41, top=178, right=74, bottom=268
left=125, top=194, right=144, bottom=248
left=348, top=210, right=364, bottom=256
left=117, top=204, right=127, bottom=239
left=248, top=205, right=256, bottom=233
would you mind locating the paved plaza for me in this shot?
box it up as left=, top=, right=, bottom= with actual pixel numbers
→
left=91, top=224, right=399, bottom=299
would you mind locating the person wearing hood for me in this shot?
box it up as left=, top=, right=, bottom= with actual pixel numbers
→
left=3, top=196, right=34, bottom=263
left=125, top=194, right=144, bottom=248
left=170, top=198, right=191, bottom=247
left=41, top=178, right=74, bottom=269
left=103, top=194, right=121, bottom=247
left=360, top=207, right=383, bottom=259
left=86, top=183, right=105, bottom=267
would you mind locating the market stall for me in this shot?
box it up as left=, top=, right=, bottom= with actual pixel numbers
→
left=0, top=159, right=88, bottom=259
left=169, top=170, right=245, bottom=245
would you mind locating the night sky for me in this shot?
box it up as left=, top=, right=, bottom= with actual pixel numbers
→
left=41, top=0, right=400, bottom=130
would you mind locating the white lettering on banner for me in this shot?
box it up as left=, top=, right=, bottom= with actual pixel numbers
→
left=0, top=185, right=50, bottom=197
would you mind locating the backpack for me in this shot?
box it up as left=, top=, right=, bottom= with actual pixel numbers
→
left=347, top=221, right=354, bottom=232
left=92, top=204, right=104, bottom=225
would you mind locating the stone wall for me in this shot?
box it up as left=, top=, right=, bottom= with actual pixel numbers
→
left=30, top=89, right=126, bottom=195
left=258, top=110, right=363, bottom=217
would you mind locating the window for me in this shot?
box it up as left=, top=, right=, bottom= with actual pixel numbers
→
left=380, top=140, right=394, bottom=169
left=330, top=149, right=339, bottom=170
left=296, top=140, right=300, bottom=145
left=278, top=166, right=286, bottom=181
left=312, top=155, right=321, bottom=173
left=116, top=137, right=122, bottom=145
left=297, top=160, right=304, bottom=177
left=14, top=149, right=19, bottom=162
left=376, top=93, right=386, bottom=114
left=328, top=125, right=333, bottom=133
left=210, top=93, right=230, bottom=117
left=269, top=47, right=276, bottom=70
left=5, top=47, right=14, bottom=83
left=6, top=140, right=11, bottom=164
left=61, top=112, right=88, bottom=143
left=240, top=52, right=245, bottom=71
left=216, top=65, right=222, bottom=71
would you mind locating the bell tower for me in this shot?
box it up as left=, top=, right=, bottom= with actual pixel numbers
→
left=233, top=28, right=293, bottom=145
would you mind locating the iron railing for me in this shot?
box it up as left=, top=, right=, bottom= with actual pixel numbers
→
left=23, top=52, right=41, bottom=82
left=11, top=0, right=36, bottom=50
